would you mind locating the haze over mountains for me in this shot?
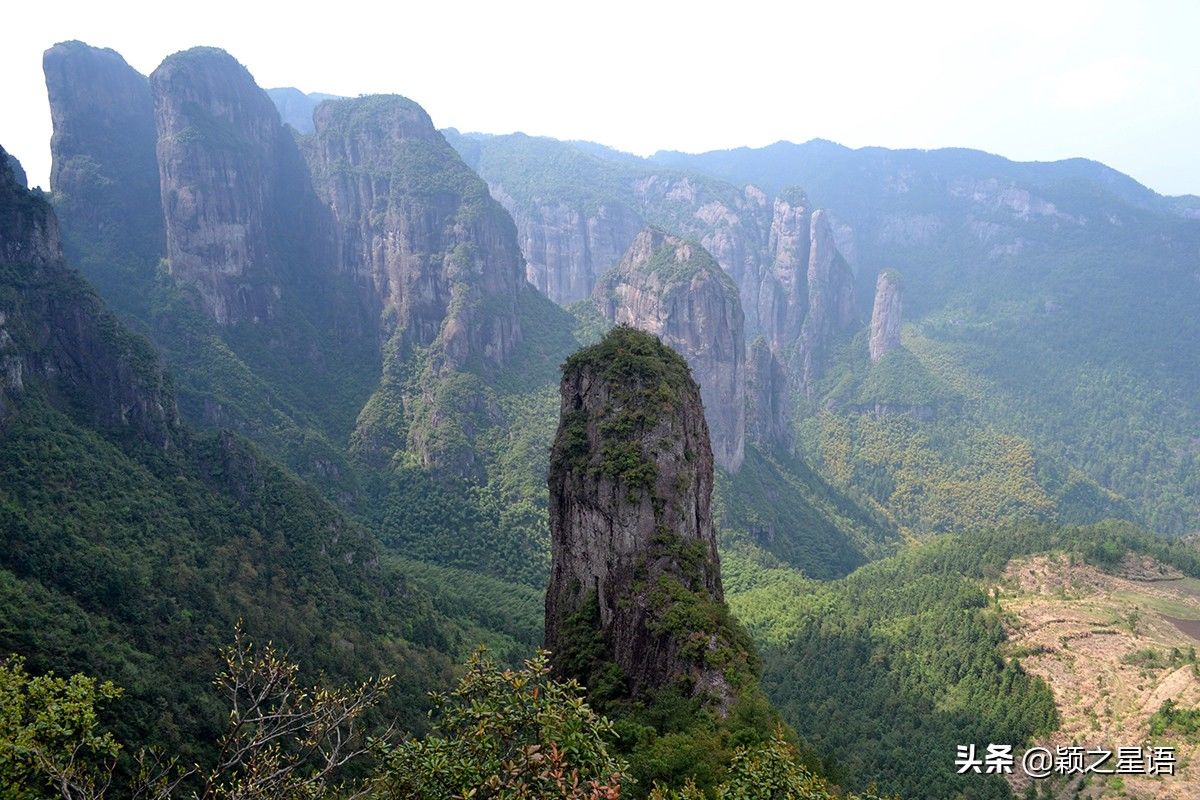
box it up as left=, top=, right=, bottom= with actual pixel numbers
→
left=2, top=38, right=1199, bottom=800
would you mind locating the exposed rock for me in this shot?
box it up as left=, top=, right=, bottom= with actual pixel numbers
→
left=796, top=210, right=857, bottom=392
left=43, top=41, right=164, bottom=275
left=631, top=175, right=770, bottom=334
left=869, top=270, right=903, bottom=363
left=310, top=95, right=527, bottom=473
left=453, top=136, right=878, bottom=357
left=0, top=143, right=177, bottom=446
left=309, top=94, right=524, bottom=367
left=746, top=337, right=791, bottom=449
left=594, top=228, right=745, bottom=472
left=5, top=153, right=26, bottom=189
left=545, top=326, right=746, bottom=710
left=151, top=47, right=318, bottom=325
left=0, top=146, right=60, bottom=268
left=758, top=186, right=811, bottom=351
left=848, top=402, right=935, bottom=421
left=266, top=87, right=340, bottom=134
left=497, top=191, right=642, bottom=305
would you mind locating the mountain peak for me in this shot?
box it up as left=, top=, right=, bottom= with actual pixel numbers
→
left=595, top=229, right=746, bottom=472
left=546, top=326, right=752, bottom=710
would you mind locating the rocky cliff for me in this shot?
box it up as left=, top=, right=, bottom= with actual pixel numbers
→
left=545, top=326, right=752, bottom=709
left=759, top=186, right=812, bottom=352
left=746, top=337, right=791, bottom=449
left=449, top=134, right=863, bottom=395
left=869, top=270, right=903, bottom=363
left=43, top=41, right=163, bottom=280
left=266, top=87, right=340, bottom=134
left=630, top=176, right=771, bottom=333
left=796, top=209, right=858, bottom=392
left=310, top=95, right=528, bottom=473
left=310, top=95, right=524, bottom=366
left=150, top=47, right=319, bottom=325
left=5, top=153, right=26, bottom=189
left=594, top=228, right=745, bottom=472
left=0, top=143, right=178, bottom=446
left=499, top=191, right=642, bottom=304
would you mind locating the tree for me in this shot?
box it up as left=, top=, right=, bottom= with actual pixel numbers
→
left=0, top=656, right=122, bottom=800
left=192, top=624, right=392, bottom=800
left=646, top=729, right=894, bottom=800
left=372, top=647, right=625, bottom=799
left=1, top=623, right=390, bottom=800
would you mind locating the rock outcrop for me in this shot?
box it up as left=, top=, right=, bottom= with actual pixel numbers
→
left=630, top=176, right=770, bottom=333
left=5, top=153, right=26, bottom=189
left=309, top=94, right=524, bottom=368
left=150, top=47, right=319, bottom=325
left=0, top=143, right=178, bottom=446
left=545, top=326, right=748, bottom=709
left=266, top=87, right=339, bottom=135
left=310, top=95, right=528, bottom=473
left=746, top=337, right=791, bottom=449
left=594, top=228, right=745, bottom=472
left=758, top=186, right=812, bottom=351
left=43, top=41, right=163, bottom=275
left=454, top=135, right=866, bottom=408
left=501, top=193, right=642, bottom=305
left=869, top=270, right=903, bottom=363
left=796, top=210, right=857, bottom=392
left=0, top=146, right=61, bottom=268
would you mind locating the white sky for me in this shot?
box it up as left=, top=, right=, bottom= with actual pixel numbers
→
left=2, top=0, right=1198, bottom=195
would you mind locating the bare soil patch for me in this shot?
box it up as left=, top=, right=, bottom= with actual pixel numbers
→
left=998, top=553, right=1200, bottom=799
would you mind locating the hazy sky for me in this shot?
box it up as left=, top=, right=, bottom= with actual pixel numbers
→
left=3, top=0, right=1198, bottom=195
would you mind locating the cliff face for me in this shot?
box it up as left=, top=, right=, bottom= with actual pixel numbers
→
left=796, top=210, right=858, bottom=392
left=310, top=96, right=528, bottom=474
left=43, top=41, right=164, bottom=276
left=630, top=176, right=770, bottom=333
left=454, top=135, right=863, bottom=414
left=310, top=95, right=524, bottom=367
left=746, top=337, right=791, bottom=449
left=150, top=47, right=318, bottom=325
left=0, top=144, right=177, bottom=446
left=5, top=153, right=26, bottom=189
left=498, top=193, right=642, bottom=305
left=595, top=229, right=745, bottom=472
left=759, top=187, right=812, bottom=352
left=869, top=270, right=903, bottom=363
left=546, top=327, right=746, bottom=709
left=266, top=87, right=339, bottom=135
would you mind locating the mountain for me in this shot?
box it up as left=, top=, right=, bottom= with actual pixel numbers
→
left=4, top=152, right=26, bottom=188
left=545, top=326, right=791, bottom=793
left=27, top=38, right=1200, bottom=799
left=546, top=327, right=748, bottom=704
left=43, top=42, right=377, bottom=497
left=594, top=229, right=746, bottom=472
left=266, top=86, right=341, bottom=134
left=448, top=131, right=1200, bottom=537
left=0, top=141, right=538, bottom=765
left=40, top=41, right=882, bottom=589
left=307, top=93, right=531, bottom=474
left=445, top=130, right=855, bottom=348
left=868, top=269, right=903, bottom=364
left=43, top=40, right=163, bottom=302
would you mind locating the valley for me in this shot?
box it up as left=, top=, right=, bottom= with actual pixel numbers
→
left=0, top=21, right=1197, bottom=798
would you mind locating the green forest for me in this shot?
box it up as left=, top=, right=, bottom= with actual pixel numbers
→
left=5, top=31, right=1200, bottom=799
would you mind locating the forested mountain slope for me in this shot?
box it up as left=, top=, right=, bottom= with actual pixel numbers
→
left=448, top=132, right=1200, bottom=537
left=0, top=143, right=544, bottom=765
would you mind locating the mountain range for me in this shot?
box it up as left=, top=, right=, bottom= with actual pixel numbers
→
left=1, top=40, right=1198, bottom=799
